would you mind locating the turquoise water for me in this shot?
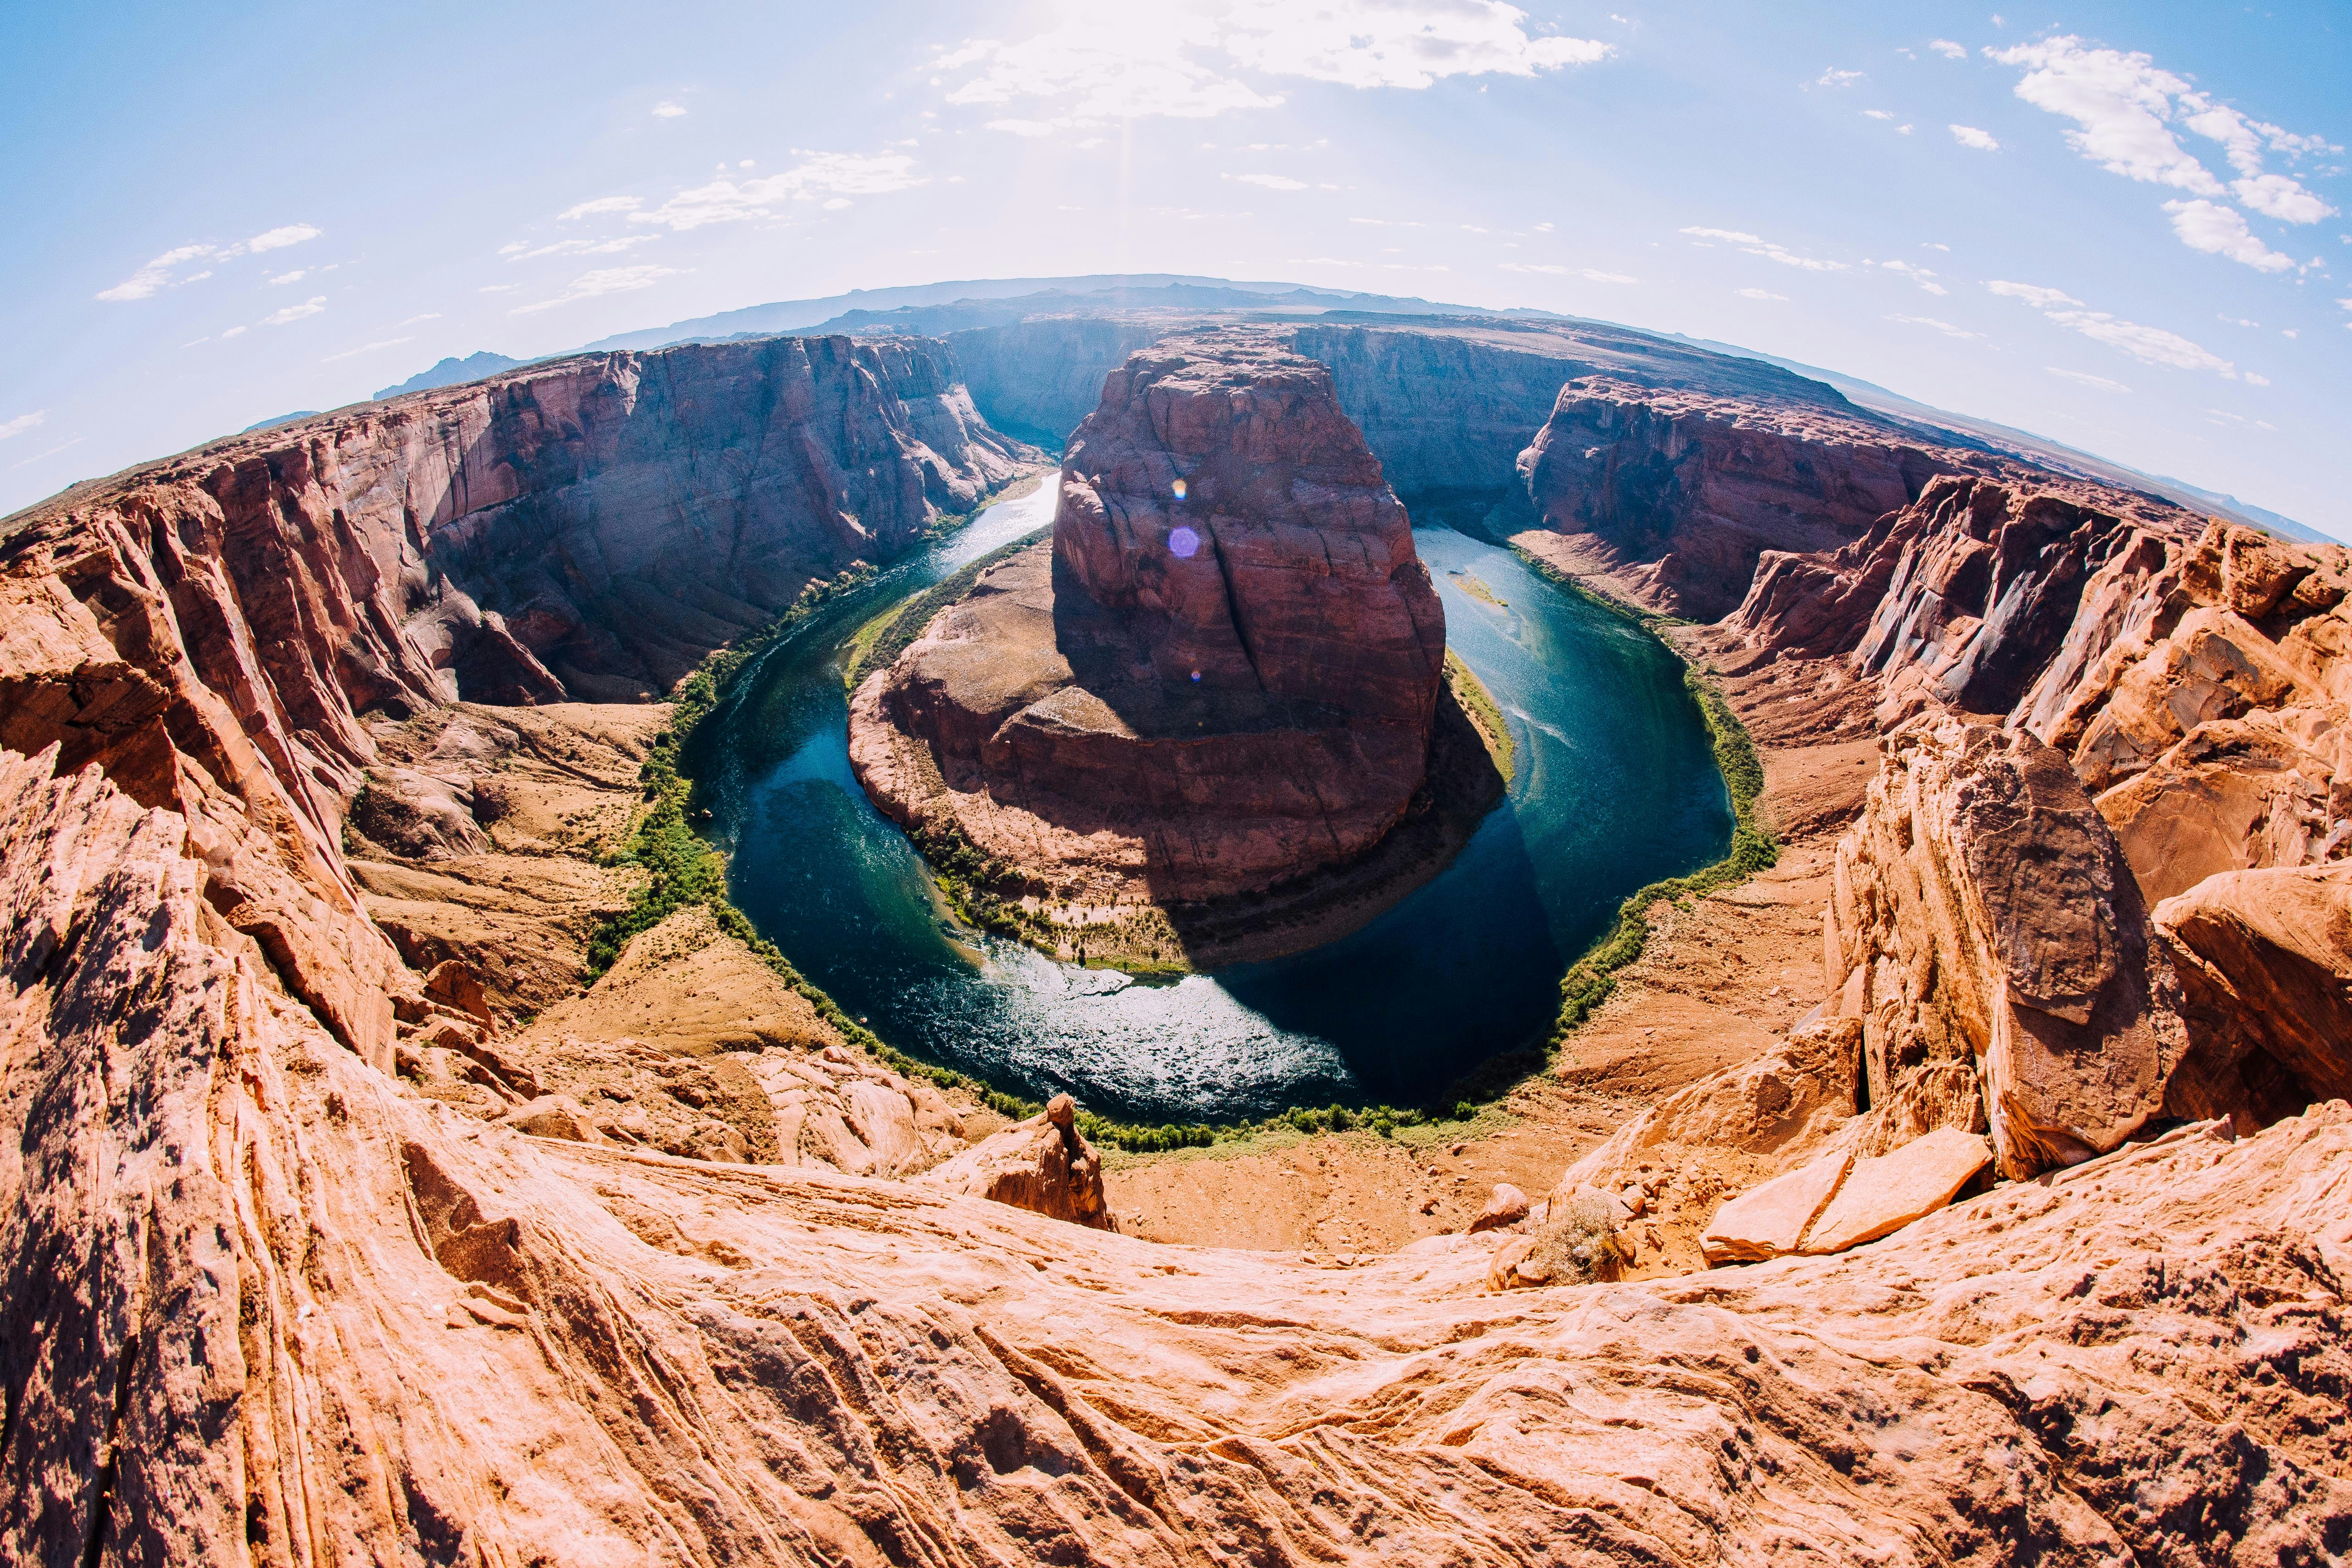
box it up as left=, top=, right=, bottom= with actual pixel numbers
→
left=700, top=484, right=1731, bottom=1122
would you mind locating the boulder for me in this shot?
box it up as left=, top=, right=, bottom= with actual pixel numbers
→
left=919, top=1093, right=1116, bottom=1230
left=1467, top=1183, right=1530, bottom=1234
left=1824, top=720, right=2187, bottom=1179
left=1798, top=1128, right=1993, bottom=1255
left=1702, top=1151, right=1853, bottom=1265
left=2157, top=865, right=2352, bottom=1105
left=498, top=1095, right=607, bottom=1144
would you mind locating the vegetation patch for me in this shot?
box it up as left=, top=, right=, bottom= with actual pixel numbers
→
left=1509, top=545, right=1778, bottom=1051
left=843, top=531, right=1044, bottom=690
left=1444, top=649, right=1515, bottom=783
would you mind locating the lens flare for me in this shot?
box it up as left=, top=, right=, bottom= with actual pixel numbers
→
left=1168, top=525, right=1201, bottom=559
left=1171, top=478, right=1187, bottom=500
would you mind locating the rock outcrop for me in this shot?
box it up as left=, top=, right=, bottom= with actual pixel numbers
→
left=1516, top=380, right=1966, bottom=619
left=1824, top=720, right=2186, bottom=1179
left=918, top=1093, right=1115, bottom=1229
left=850, top=332, right=1456, bottom=940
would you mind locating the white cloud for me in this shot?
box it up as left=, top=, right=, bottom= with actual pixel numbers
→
left=511, top=264, right=680, bottom=314
left=1225, top=172, right=1308, bottom=190
left=1950, top=123, right=1999, bottom=151
left=1533, top=221, right=1553, bottom=232
left=1880, top=259, right=1947, bottom=294
left=9, top=437, right=81, bottom=471
left=2047, top=367, right=2131, bottom=392
left=1500, top=264, right=1634, bottom=281
left=322, top=336, right=415, bottom=363
left=1684, top=224, right=1844, bottom=269
left=263, top=295, right=327, bottom=325
left=1889, top=313, right=1983, bottom=339
left=652, top=101, right=686, bottom=118
left=2243, top=372, right=2270, bottom=386
left=246, top=224, right=322, bottom=253
left=505, top=234, right=664, bottom=262
left=2228, top=172, right=2335, bottom=225
left=560, top=196, right=643, bottom=221
left=627, top=151, right=924, bottom=229
left=266, top=269, right=308, bottom=285
left=220, top=325, right=247, bottom=338
left=1929, top=39, right=1967, bottom=60
left=0, top=410, right=46, bottom=441
left=1988, top=280, right=2081, bottom=309
left=1350, top=217, right=1425, bottom=227
left=1987, top=34, right=2337, bottom=259
left=1989, top=278, right=2237, bottom=374
left=1817, top=68, right=1863, bottom=88
left=1863, top=109, right=1894, bottom=120
left=1734, top=287, right=1788, bottom=300
left=2218, top=315, right=2259, bottom=327
left=1988, top=37, right=2220, bottom=192
left=96, top=242, right=218, bottom=302
left=935, top=2, right=1609, bottom=133
left=400, top=313, right=442, bottom=325
left=97, top=222, right=322, bottom=301
left=822, top=197, right=853, bottom=210
left=2164, top=199, right=2296, bottom=272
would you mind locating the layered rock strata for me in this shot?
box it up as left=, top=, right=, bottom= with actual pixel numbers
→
left=851, top=333, right=1461, bottom=953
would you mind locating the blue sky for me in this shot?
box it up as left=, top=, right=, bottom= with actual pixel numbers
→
left=4, top=1, right=2346, bottom=533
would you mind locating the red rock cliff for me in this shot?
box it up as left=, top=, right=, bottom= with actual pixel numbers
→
left=850, top=332, right=1449, bottom=916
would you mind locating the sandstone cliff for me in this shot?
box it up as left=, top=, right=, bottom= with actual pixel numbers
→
left=851, top=332, right=1463, bottom=954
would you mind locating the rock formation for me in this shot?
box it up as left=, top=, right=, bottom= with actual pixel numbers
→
left=850, top=332, right=1457, bottom=947
left=12, top=305, right=2352, bottom=1564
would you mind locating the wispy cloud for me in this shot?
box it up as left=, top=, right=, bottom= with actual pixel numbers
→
left=510, top=264, right=680, bottom=314
left=1950, top=124, right=1999, bottom=151
left=1929, top=39, right=1966, bottom=60
left=263, top=295, right=327, bottom=325
left=1734, top=287, right=1788, bottom=300
left=1681, top=224, right=1848, bottom=269
left=96, top=223, right=323, bottom=302
left=560, top=196, right=643, bottom=221
left=0, top=410, right=46, bottom=442
left=9, top=437, right=81, bottom=470
left=651, top=101, right=686, bottom=118
left=1888, top=314, right=1983, bottom=339
left=1816, top=67, right=1863, bottom=88
left=399, top=313, right=443, bottom=325
left=1500, top=264, right=1636, bottom=281
left=1989, top=278, right=2239, bottom=374
left=501, top=234, right=663, bottom=262
left=322, top=336, right=415, bottom=363
left=933, top=3, right=1610, bottom=135
left=621, top=151, right=924, bottom=230
left=2048, top=367, right=2131, bottom=392
left=1224, top=172, right=1308, bottom=190
left=1878, top=259, right=1946, bottom=294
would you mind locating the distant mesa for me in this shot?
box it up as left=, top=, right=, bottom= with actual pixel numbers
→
left=375, top=351, right=526, bottom=400
left=848, top=330, right=1503, bottom=970
left=242, top=410, right=319, bottom=433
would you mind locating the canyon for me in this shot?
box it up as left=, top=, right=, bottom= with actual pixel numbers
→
left=2, top=296, right=2350, bottom=1565
left=848, top=332, right=1484, bottom=967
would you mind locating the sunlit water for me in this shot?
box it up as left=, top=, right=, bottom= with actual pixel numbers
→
left=699, top=482, right=1730, bottom=1122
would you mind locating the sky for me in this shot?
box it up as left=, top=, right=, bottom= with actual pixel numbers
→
left=3, top=1, right=2346, bottom=533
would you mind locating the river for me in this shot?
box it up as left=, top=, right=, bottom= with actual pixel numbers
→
left=700, top=481, right=1731, bottom=1124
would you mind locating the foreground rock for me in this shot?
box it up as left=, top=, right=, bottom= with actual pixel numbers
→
left=1825, top=719, right=2186, bottom=1179
left=851, top=332, right=1486, bottom=966
left=918, top=1093, right=1115, bottom=1229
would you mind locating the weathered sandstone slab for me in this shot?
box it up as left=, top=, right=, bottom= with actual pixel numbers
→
left=1797, top=1126, right=1994, bottom=1254
left=1702, top=1150, right=1853, bottom=1265
left=2158, top=864, right=2352, bottom=1105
